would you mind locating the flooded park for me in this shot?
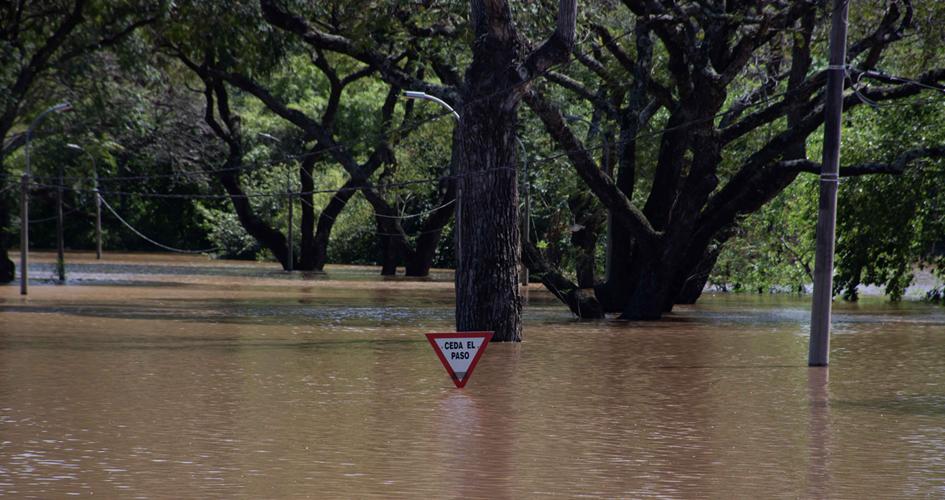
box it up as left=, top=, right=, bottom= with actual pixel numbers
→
left=5, top=0, right=945, bottom=497
left=0, top=251, right=942, bottom=498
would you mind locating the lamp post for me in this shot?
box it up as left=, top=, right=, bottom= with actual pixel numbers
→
left=259, top=132, right=293, bottom=271
left=67, top=143, right=101, bottom=259
left=403, top=91, right=531, bottom=285
left=402, top=91, right=463, bottom=272
left=21, top=101, right=71, bottom=295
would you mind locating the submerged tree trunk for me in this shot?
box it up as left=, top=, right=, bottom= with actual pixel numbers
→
left=455, top=0, right=576, bottom=341
left=456, top=92, right=524, bottom=340
left=218, top=171, right=291, bottom=269
left=312, top=179, right=358, bottom=271
left=298, top=154, right=317, bottom=270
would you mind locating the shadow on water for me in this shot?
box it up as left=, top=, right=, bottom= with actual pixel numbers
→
left=833, top=395, right=945, bottom=416
left=0, top=336, right=425, bottom=352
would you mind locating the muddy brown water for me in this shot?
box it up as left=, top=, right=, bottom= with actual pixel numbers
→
left=2, top=252, right=944, bottom=498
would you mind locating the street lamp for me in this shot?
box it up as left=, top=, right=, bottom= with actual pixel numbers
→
left=21, top=101, right=72, bottom=295
left=66, top=143, right=101, bottom=260
left=403, top=91, right=532, bottom=285
left=402, top=91, right=464, bottom=274
left=258, top=132, right=293, bottom=271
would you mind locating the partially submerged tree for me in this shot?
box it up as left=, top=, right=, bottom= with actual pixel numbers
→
left=0, top=0, right=161, bottom=282
left=521, top=0, right=945, bottom=319
left=162, top=1, right=460, bottom=274
left=258, top=0, right=579, bottom=340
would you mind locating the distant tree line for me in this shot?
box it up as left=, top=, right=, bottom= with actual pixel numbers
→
left=2, top=1, right=944, bottom=330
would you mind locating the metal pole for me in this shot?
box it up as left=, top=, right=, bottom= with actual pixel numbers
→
left=19, top=102, right=71, bottom=295
left=20, top=173, right=29, bottom=295
left=286, top=169, right=293, bottom=272
left=602, top=135, right=613, bottom=282
left=56, top=162, right=65, bottom=282
left=809, top=0, right=849, bottom=367
left=94, top=165, right=102, bottom=259
left=67, top=143, right=100, bottom=259
left=517, top=138, right=529, bottom=286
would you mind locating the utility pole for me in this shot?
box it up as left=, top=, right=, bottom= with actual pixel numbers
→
left=56, top=161, right=65, bottom=282
left=94, top=166, right=102, bottom=259
left=67, top=143, right=100, bottom=259
left=259, top=132, right=293, bottom=271
left=20, top=173, right=29, bottom=294
left=286, top=168, right=293, bottom=272
left=809, top=0, right=850, bottom=367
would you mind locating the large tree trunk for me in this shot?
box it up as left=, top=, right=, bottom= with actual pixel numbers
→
left=456, top=0, right=576, bottom=341
left=456, top=91, right=523, bottom=340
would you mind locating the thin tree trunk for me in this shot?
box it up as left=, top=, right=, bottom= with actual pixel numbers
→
left=312, top=179, right=358, bottom=270
left=404, top=131, right=460, bottom=277
left=218, top=172, right=291, bottom=269
left=298, top=154, right=317, bottom=270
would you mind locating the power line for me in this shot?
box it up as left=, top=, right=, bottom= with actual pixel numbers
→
left=99, top=195, right=218, bottom=254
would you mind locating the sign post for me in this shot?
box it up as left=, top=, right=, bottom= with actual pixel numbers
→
left=426, top=332, right=493, bottom=388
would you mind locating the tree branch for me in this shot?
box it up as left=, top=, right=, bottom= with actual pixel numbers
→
left=546, top=71, right=617, bottom=118
left=522, top=0, right=578, bottom=78
left=524, top=90, right=660, bottom=242
left=259, top=0, right=456, bottom=104
left=780, top=145, right=945, bottom=176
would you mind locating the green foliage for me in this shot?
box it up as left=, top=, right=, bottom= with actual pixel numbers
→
left=195, top=204, right=257, bottom=259
left=833, top=99, right=945, bottom=301
left=711, top=177, right=817, bottom=294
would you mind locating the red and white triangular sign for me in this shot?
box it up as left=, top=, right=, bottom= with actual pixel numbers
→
left=425, top=332, right=493, bottom=388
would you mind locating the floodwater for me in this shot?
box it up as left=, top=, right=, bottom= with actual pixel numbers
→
left=2, top=251, right=944, bottom=498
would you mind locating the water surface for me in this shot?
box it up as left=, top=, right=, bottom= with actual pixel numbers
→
left=2, top=252, right=944, bottom=498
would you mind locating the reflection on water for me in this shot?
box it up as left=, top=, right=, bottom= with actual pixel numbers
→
left=2, top=252, right=945, bottom=497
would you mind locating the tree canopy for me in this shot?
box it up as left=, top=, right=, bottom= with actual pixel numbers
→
left=2, top=0, right=943, bottom=323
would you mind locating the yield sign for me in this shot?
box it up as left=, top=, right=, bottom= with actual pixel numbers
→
left=425, top=332, right=493, bottom=388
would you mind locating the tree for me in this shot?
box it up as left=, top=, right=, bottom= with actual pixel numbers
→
left=520, top=0, right=945, bottom=319
left=258, top=0, right=579, bottom=341
left=162, top=1, right=459, bottom=275
left=0, top=0, right=161, bottom=282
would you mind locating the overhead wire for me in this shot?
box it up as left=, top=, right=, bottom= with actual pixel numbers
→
left=98, top=195, right=218, bottom=254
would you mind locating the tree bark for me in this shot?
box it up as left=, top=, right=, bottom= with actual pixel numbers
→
left=455, top=0, right=576, bottom=341
left=298, top=153, right=317, bottom=270
left=456, top=93, right=524, bottom=339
